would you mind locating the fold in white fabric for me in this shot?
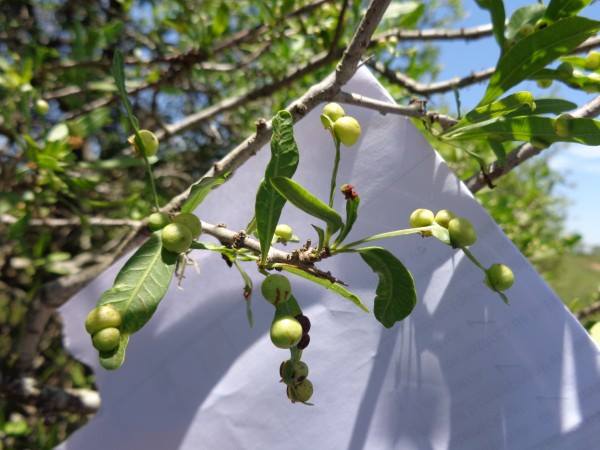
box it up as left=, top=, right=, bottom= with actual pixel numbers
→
left=58, top=67, right=600, bottom=450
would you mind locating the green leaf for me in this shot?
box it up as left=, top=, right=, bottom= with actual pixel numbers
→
left=96, top=233, right=177, bottom=369
left=475, top=0, right=505, bottom=49
left=111, top=50, right=139, bottom=131
left=311, top=224, right=325, bottom=251
left=181, top=174, right=226, bottom=214
left=357, top=247, right=417, bottom=328
left=255, top=111, right=300, bottom=265
left=506, top=4, right=545, bottom=40
left=335, top=195, right=360, bottom=245
left=458, top=92, right=535, bottom=126
left=431, top=223, right=451, bottom=245
left=443, top=115, right=600, bottom=146
left=270, top=176, right=343, bottom=233
left=212, top=2, right=229, bottom=36
left=489, top=140, right=507, bottom=165
left=479, top=16, right=600, bottom=105
left=99, top=333, right=130, bottom=370
left=274, top=263, right=368, bottom=312
left=545, top=0, right=592, bottom=21
left=518, top=98, right=576, bottom=115
left=530, top=68, right=600, bottom=93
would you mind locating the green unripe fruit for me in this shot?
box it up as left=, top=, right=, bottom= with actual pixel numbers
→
left=35, top=99, right=49, bottom=115
left=409, top=208, right=434, bottom=227
left=148, top=212, right=171, bottom=231
left=287, top=379, right=313, bottom=403
left=485, top=263, right=515, bottom=292
left=448, top=217, right=477, bottom=247
left=275, top=224, right=293, bottom=241
left=321, top=102, right=346, bottom=128
left=536, top=79, right=552, bottom=89
left=584, top=51, right=600, bottom=71
left=129, top=129, right=159, bottom=157
left=557, top=62, right=573, bottom=77
left=161, top=223, right=193, bottom=253
left=92, top=327, right=121, bottom=352
left=333, top=116, right=361, bottom=146
left=434, top=209, right=456, bottom=228
left=553, top=113, right=573, bottom=138
left=85, top=305, right=122, bottom=335
left=173, top=213, right=202, bottom=238
left=270, top=316, right=303, bottom=349
left=280, top=360, right=309, bottom=384
left=261, top=274, right=291, bottom=306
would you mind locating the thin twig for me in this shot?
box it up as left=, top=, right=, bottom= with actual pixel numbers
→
left=373, top=23, right=494, bottom=43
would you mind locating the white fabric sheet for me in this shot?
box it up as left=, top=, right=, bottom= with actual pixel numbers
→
left=58, top=67, right=600, bottom=450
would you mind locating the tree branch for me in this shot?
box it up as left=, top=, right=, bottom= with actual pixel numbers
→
left=0, top=214, right=139, bottom=227
left=334, top=90, right=458, bottom=128
left=466, top=95, right=600, bottom=193
left=15, top=0, right=392, bottom=373
left=0, top=376, right=100, bottom=414
left=371, top=37, right=600, bottom=96
left=374, top=23, right=494, bottom=43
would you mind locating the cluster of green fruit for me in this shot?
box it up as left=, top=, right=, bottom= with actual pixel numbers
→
left=148, top=211, right=202, bottom=254
left=321, top=102, right=362, bottom=146
left=261, top=274, right=313, bottom=404
left=85, top=305, right=123, bottom=355
left=409, top=208, right=515, bottom=293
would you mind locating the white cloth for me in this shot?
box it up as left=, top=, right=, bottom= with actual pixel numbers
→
left=58, top=68, right=600, bottom=450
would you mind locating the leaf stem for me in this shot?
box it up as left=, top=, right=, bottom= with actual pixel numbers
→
left=335, top=226, right=433, bottom=252
left=461, top=247, right=486, bottom=271
left=328, top=138, right=341, bottom=208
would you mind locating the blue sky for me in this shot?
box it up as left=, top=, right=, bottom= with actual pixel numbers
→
left=426, top=1, right=600, bottom=246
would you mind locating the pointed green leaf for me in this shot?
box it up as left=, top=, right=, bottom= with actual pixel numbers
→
left=181, top=174, right=227, bottom=213
left=274, top=293, right=303, bottom=319
left=506, top=4, right=545, bottom=40
left=311, top=224, right=325, bottom=251
left=430, top=223, right=451, bottom=245
left=530, top=67, right=600, bottom=93
left=475, top=0, right=505, bottom=49
left=255, top=111, right=299, bottom=265
left=545, top=0, right=592, bottom=21
left=335, top=195, right=360, bottom=245
left=453, top=92, right=535, bottom=128
left=443, top=115, right=600, bottom=146
left=479, top=16, right=600, bottom=105
left=98, top=233, right=177, bottom=334
left=274, top=263, right=368, bottom=312
left=357, top=247, right=417, bottom=328
left=99, top=334, right=130, bottom=370
left=111, top=50, right=139, bottom=130
left=270, top=176, right=343, bottom=233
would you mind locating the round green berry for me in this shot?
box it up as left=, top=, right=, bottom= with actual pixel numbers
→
left=485, top=263, right=515, bottom=292
left=536, top=79, right=552, bottom=89
left=92, top=327, right=121, bottom=352
left=333, top=116, right=361, bottom=146
left=553, top=113, right=573, bottom=138
left=129, top=129, right=159, bottom=157
left=270, top=316, right=303, bottom=349
left=557, top=62, right=573, bottom=77
left=161, top=223, right=193, bottom=254
left=148, top=212, right=171, bottom=231
left=585, top=51, right=600, bottom=71
left=280, top=360, right=309, bottom=384
left=434, top=209, right=456, bottom=228
left=287, top=379, right=313, bottom=403
left=261, top=274, right=291, bottom=306
left=85, top=305, right=122, bottom=335
left=321, top=102, right=346, bottom=127
left=35, top=99, right=49, bottom=115
left=173, top=212, right=202, bottom=238
left=275, top=224, right=293, bottom=241
left=448, top=217, right=477, bottom=247
left=409, top=208, right=434, bottom=227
